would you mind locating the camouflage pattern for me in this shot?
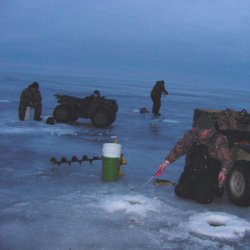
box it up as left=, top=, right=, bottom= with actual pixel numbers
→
left=217, top=108, right=239, bottom=131
left=166, top=128, right=233, bottom=175
left=18, top=83, right=42, bottom=120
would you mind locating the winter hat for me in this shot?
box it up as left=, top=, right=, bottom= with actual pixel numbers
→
left=195, top=115, right=215, bottom=130
left=156, top=80, right=165, bottom=85
left=93, top=90, right=100, bottom=97
left=31, top=82, right=39, bottom=89
left=93, top=90, right=100, bottom=95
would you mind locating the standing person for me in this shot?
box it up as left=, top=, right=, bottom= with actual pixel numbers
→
left=155, top=115, right=233, bottom=204
left=18, top=82, right=42, bottom=121
left=150, top=80, right=168, bottom=116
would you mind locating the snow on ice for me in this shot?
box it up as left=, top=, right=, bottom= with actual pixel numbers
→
left=100, top=194, right=250, bottom=241
left=188, top=212, right=250, bottom=240
left=99, top=194, right=162, bottom=218
left=1, top=72, right=250, bottom=249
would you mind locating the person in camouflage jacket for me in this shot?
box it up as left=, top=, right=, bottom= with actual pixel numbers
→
left=18, top=82, right=42, bottom=121
left=156, top=115, right=233, bottom=204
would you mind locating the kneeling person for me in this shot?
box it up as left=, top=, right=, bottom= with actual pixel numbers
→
left=156, top=115, right=233, bottom=204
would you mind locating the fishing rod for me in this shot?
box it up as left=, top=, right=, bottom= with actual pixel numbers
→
left=138, top=167, right=175, bottom=190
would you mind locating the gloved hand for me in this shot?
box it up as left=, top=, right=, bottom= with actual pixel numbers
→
left=218, top=169, right=226, bottom=185
left=155, top=160, right=170, bottom=177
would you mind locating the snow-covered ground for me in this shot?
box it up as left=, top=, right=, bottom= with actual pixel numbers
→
left=0, top=72, right=250, bottom=250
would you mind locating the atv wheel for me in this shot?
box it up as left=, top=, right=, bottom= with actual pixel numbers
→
left=91, top=109, right=111, bottom=128
left=227, top=162, right=250, bottom=207
left=53, top=104, right=73, bottom=123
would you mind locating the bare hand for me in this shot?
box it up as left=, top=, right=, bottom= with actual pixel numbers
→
left=218, top=170, right=226, bottom=185
left=155, top=160, right=170, bottom=177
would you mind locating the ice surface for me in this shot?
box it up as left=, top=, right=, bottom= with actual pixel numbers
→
left=99, top=194, right=162, bottom=218
left=0, top=72, right=250, bottom=250
left=188, top=212, right=250, bottom=240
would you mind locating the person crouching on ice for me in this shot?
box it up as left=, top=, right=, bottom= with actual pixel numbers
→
left=156, top=115, right=233, bottom=204
left=18, top=82, right=42, bottom=121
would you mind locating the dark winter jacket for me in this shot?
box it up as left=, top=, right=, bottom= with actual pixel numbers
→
left=20, top=84, right=42, bottom=107
left=165, top=128, right=233, bottom=175
left=150, top=81, right=168, bottom=99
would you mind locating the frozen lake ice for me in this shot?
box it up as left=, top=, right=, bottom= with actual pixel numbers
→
left=0, top=72, right=250, bottom=249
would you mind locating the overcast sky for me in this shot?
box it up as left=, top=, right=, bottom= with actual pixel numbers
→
left=0, top=0, right=250, bottom=84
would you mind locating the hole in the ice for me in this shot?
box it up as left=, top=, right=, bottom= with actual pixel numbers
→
left=127, top=200, right=141, bottom=205
left=127, top=217, right=140, bottom=224
left=207, top=220, right=226, bottom=227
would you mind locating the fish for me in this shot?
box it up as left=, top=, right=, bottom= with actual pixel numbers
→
left=154, top=178, right=176, bottom=186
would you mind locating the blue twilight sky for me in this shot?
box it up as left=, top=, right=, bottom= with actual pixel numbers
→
left=0, top=0, right=250, bottom=85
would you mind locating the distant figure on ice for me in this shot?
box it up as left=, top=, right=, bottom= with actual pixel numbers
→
left=150, top=80, right=168, bottom=116
left=18, top=82, right=42, bottom=121
left=155, top=115, right=233, bottom=204
left=92, top=89, right=101, bottom=98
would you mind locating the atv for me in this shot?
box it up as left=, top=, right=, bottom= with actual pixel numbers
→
left=193, top=108, right=250, bottom=207
left=53, top=91, right=118, bottom=128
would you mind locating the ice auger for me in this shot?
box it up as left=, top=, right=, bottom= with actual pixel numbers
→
left=49, top=153, right=126, bottom=167
left=49, top=154, right=102, bottom=166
